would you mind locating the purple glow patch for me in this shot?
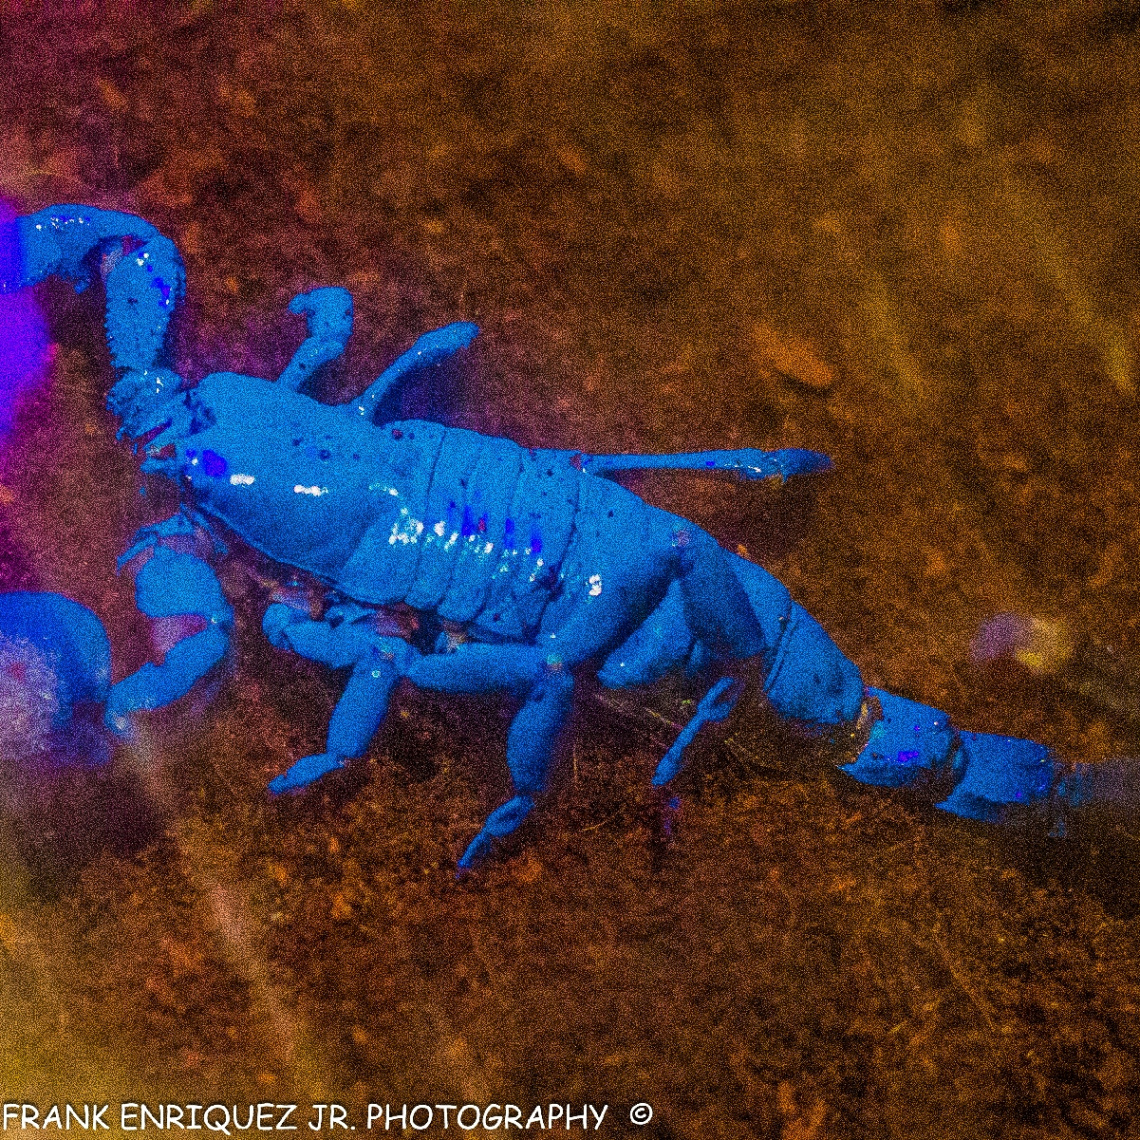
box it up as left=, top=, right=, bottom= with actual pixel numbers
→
left=970, top=612, right=1025, bottom=663
left=201, top=449, right=228, bottom=477
left=0, top=200, right=49, bottom=436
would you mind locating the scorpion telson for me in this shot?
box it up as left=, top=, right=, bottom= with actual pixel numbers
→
left=2, top=204, right=1136, bottom=869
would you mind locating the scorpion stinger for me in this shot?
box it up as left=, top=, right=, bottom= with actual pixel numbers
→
left=5, top=202, right=1139, bottom=871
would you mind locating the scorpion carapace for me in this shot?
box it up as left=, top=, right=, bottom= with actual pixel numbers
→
left=1, top=204, right=1136, bottom=868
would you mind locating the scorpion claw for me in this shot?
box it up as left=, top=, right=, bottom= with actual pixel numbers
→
left=268, top=752, right=345, bottom=794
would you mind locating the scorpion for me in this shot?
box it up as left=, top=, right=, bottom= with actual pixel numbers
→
left=1, top=204, right=1135, bottom=869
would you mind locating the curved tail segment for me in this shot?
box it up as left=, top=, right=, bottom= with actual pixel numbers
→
left=634, top=550, right=1139, bottom=839
left=843, top=689, right=1140, bottom=836
left=720, top=555, right=1140, bottom=835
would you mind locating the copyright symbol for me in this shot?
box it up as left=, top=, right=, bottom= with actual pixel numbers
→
left=629, top=1103, right=653, bottom=1126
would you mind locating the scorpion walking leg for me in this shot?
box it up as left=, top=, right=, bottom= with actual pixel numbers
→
left=408, top=644, right=576, bottom=868
left=408, top=520, right=817, bottom=866
left=263, top=603, right=419, bottom=793
left=596, top=580, right=746, bottom=785
left=277, top=288, right=354, bottom=392
left=598, top=551, right=864, bottom=786
left=411, top=528, right=691, bottom=865
left=349, top=321, right=479, bottom=419
left=566, top=447, right=833, bottom=483
left=651, top=678, right=741, bottom=787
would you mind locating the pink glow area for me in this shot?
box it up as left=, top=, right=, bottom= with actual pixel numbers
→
left=0, top=199, right=50, bottom=436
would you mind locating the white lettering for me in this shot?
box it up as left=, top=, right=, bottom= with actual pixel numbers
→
left=455, top=1105, right=480, bottom=1130
left=203, top=1104, right=231, bottom=1135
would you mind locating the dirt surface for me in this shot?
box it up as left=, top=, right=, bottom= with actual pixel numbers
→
left=1, top=2, right=1140, bottom=1137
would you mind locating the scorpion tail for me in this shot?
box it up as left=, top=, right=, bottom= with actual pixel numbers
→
left=721, top=556, right=1140, bottom=834
left=844, top=689, right=1140, bottom=834
left=727, top=555, right=866, bottom=728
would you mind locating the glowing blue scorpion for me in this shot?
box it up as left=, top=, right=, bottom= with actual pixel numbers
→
left=1, top=204, right=1135, bottom=869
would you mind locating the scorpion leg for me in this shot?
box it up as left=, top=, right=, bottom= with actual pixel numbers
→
left=277, top=287, right=354, bottom=392
left=566, top=447, right=833, bottom=483
left=597, top=549, right=863, bottom=795
left=651, top=678, right=741, bottom=787
left=408, top=643, right=575, bottom=869
left=411, top=525, right=761, bottom=866
left=350, top=321, right=479, bottom=420
left=408, top=513, right=785, bottom=865
left=105, top=519, right=232, bottom=736
left=263, top=603, right=419, bottom=793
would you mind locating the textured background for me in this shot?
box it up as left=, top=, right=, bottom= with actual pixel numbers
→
left=1, top=3, right=1139, bottom=1137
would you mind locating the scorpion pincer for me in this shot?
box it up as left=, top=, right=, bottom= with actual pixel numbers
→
left=1, top=204, right=1136, bottom=869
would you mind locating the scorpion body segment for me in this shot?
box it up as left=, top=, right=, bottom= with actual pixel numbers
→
left=2, top=203, right=1136, bottom=868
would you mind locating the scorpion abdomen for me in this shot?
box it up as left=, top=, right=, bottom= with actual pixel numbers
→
left=366, top=426, right=583, bottom=638
left=456, top=441, right=581, bottom=638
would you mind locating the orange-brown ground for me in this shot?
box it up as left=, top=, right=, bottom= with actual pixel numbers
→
left=1, top=3, right=1140, bottom=1137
